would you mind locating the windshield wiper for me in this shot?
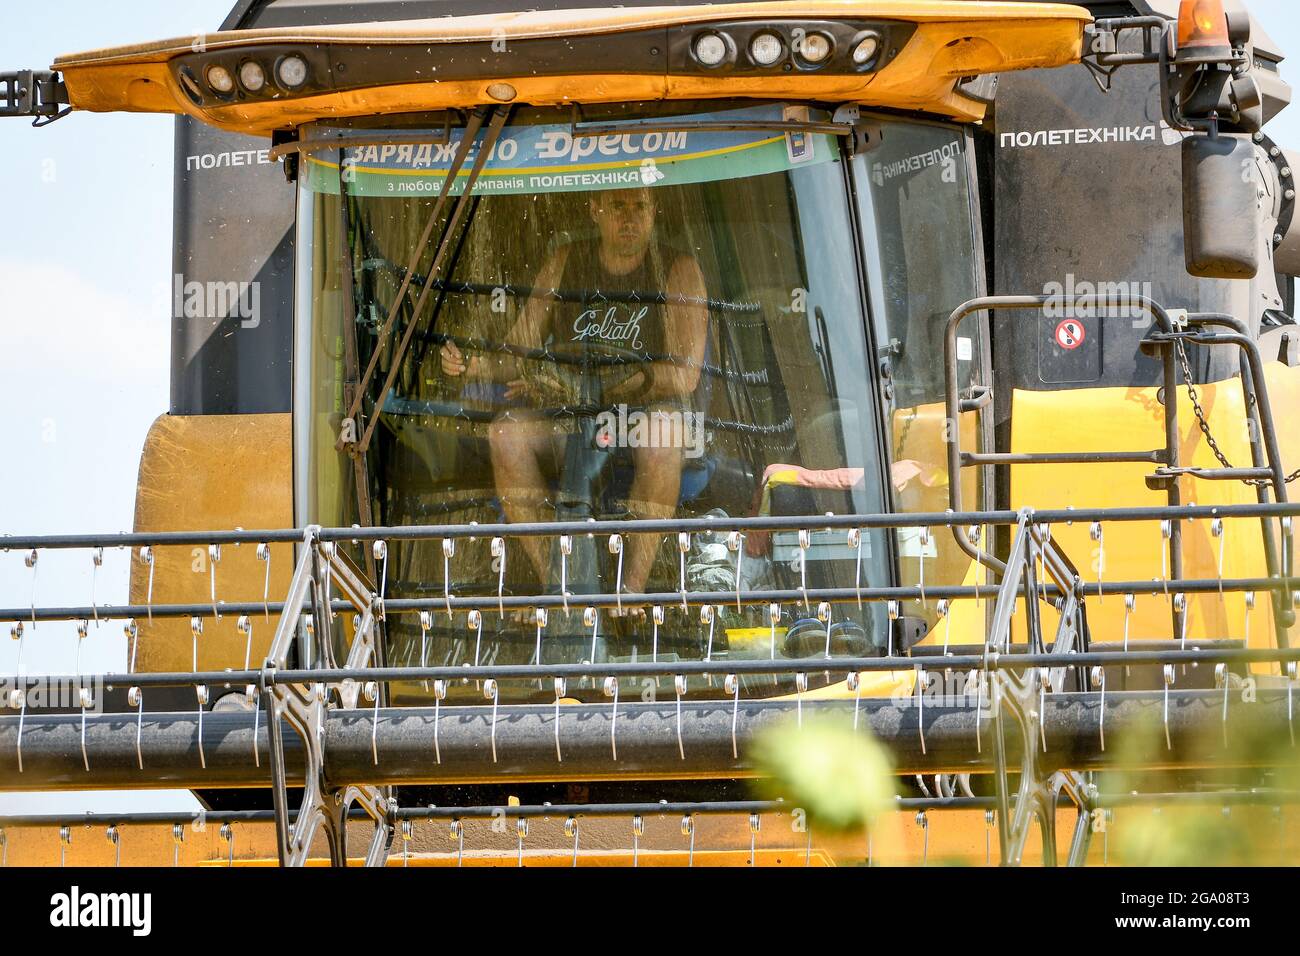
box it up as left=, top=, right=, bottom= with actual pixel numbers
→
left=335, top=148, right=382, bottom=543
left=567, top=102, right=859, bottom=138
left=338, top=103, right=509, bottom=456
left=268, top=112, right=468, bottom=161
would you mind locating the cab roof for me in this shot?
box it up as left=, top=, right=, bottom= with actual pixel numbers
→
left=53, top=0, right=1091, bottom=133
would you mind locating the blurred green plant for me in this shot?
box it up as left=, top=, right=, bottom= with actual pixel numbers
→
left=749, top=674, right=1300, bottom=866
left=750, top=713, right=898, bottom=834
left=1099, top=675, right=1300, bottom=866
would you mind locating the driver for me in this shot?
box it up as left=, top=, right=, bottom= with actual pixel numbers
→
left=440, top=186, right=710, bottom=606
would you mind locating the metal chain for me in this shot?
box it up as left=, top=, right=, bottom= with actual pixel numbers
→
left=1174, top=339, right=1300, bottom=486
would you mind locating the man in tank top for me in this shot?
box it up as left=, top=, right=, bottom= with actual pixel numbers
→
left=440, top=186, right=710, bottom=606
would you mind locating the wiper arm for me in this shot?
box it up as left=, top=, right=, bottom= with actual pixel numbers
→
left=568, top=102, right=858, bottom=138
left=340, top=103, right=510, bottom=457
left=339, top=105, right=489, bottom=443
left=335, top=148, right=382, bottom=541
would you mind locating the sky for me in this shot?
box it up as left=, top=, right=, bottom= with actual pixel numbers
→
left=0, top=1, right=235, bottom=815
left=0, top=0, right=1298, bottom=816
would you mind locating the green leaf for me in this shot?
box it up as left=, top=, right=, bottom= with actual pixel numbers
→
left=751, top=713, right=898, bottom=834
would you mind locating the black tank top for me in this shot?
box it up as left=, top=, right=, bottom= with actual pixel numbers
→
left=544, top=238, right=712, bottom=413
left=547, top=238, right=674, bottom=362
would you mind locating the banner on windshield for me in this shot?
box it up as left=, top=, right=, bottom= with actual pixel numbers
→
left=303, top=104, right=838, bottom=196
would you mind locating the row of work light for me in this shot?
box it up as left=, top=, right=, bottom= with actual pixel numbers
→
left=179, top=52, right=309, bottom=103
left=691, top=27, right=880, bottom=70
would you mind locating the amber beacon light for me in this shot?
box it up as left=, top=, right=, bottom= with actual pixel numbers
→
left=1176, top=0, right=1230, bottom=52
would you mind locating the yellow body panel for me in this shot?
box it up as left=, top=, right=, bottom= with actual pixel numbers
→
left=218, top=848, right=836, bottom=866
left=0, top=808, right=1031, bottom=866
left=51, top=1, right=1089, bottom=132
left=127, top=413, right=294, bottom=673
left=1008, top=366, right=1300, bottom=663
left=10, top=802, right=1294, bottom=865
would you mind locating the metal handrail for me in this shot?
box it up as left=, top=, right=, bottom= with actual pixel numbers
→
left=941, top=294, right=1297, bottom=647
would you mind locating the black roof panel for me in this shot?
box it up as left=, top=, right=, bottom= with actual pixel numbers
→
left=227, top=0, right=1141, bottom=30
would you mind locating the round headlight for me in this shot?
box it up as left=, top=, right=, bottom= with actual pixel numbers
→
left=749, top=32, right=784, bottom=67
left=799, top=33, right=832, bottom=64
left=852, top=34, right=880, bottom=67
left=276, top=55, right=308, bottom=89
left=205, top=64, right=235, bottom=94
left=694, top=32, right=728, bottom=67
left=239, top=60, right=266, bottom=92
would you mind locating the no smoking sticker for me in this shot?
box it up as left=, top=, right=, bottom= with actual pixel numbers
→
left=1054, top=319, right=1085, bottom=350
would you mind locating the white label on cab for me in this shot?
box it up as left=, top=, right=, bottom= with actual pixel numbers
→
left=897, top=526, right=939, bottom=559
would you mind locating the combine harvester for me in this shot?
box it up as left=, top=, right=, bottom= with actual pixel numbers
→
left=2, top=0, right=1300, bottom=866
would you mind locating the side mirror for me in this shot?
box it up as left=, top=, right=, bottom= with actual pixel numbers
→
left=1181, top=133, right=1259, bottom=279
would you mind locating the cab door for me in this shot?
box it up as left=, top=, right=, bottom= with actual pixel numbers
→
left=851, top=117, right=994, bottom=643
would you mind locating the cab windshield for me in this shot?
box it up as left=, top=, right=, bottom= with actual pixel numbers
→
left=296, top=102, right=890, bottom=702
